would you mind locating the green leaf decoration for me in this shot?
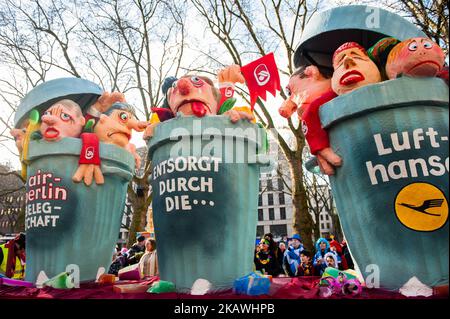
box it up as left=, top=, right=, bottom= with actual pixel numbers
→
left=218, top=98, right=237, bottom=115
left=84, top=119, right=96, bottom=132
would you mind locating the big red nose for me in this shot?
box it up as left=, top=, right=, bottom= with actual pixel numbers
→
left=177, top=78, right=191, bottom=95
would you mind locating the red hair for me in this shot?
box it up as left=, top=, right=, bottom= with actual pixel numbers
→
left=333, top=42, right=367, bottom=63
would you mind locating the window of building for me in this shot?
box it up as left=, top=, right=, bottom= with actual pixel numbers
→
left=258, top=195, right=262, bottom=206
left=256, top=225, right=265, bottom=238
left=267, top=179, right=273, bottom=190
left=326, top=223, right=330, bottom=229
left=321, top=223, right=324, bottom=229
left=278, top=178, right=284, bottom=191
left=320, top=215, right=323, bottom=221
left=268, top=194, right=274, bottom=206
left=270, top=224, right=287, bottom=238
left=269, top=208, right=275, bottom=220
left=279, top=193, right=285, bottom=205
left=280, top=207, right=286, bottom=220
left=258, top=209, right=264, bottom=221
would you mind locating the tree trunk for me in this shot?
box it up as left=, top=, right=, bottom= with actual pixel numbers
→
left=127, top=176, right=151, bottom=247
left=289, top=155, right=315, bottom=252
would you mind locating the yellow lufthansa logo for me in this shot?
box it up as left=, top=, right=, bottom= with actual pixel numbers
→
left=395, top=182, right=448, bottom=232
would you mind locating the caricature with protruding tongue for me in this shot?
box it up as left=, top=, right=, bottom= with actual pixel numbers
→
left=168, top=76, right=215, bottom=118
left=191, top=101, right=207, bottom=117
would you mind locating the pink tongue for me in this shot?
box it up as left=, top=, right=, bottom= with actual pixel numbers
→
left=191, top=101, right=207, bottom=117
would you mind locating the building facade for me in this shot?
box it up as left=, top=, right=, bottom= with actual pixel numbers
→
left=256, top=139, right=337, bottom=241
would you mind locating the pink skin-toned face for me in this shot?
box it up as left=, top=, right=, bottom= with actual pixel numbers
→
left=300, top=254, right=311, bottom=264
left=279, top=66, right=331, bottom=118
left=40, top=102, right=85, bottom=141
left=332, top=47, right=381, bottom=95
left=94, top=109, right=147, bottom=148
left=167, top=76, right=219, bottom=117
left=10, top=119, right=29, bottom=154
left=259, top=242, right=269, bottom=252
left=326, top=256, right=335, bottom=268
left=386, top=38, right=445, bottom=79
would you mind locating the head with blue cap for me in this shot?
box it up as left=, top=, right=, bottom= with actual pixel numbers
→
left=315, top=237, right=330, bottom=252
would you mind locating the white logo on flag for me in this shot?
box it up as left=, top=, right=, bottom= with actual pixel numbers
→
left=254, top=64, right=270, bottom=86
left=224, top=87, right=233, bottom=98
left=85, top=147, right=94, bottom=160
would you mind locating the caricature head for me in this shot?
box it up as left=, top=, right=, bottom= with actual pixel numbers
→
left=94, top=102, right=146, bottom=148
left=386, top=37, right=445, bottom=79
left=331, top=42, right=382, bottom=96
left=279, top=65, right=332, bottom=118
left=40, top=99, right=85, bottom=141
left=10, top=119, right=29, bottom=154
left=165, top=75, right=221, bottom=117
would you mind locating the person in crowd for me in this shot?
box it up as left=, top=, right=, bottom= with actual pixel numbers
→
left=138, top=239, right=159, bottom=277
left=341, top=238, right=355, bottom=269
left=282, top=234, right=304, bottom=277
left=324, top=252, right=339, bottom=269
left=127, top=235, right=146, bottom=265
left=313, top=237, right=331, bottom=276
left=0, top=233, right=26, bottom=280
left=298, top=250, right=315, bottom=276
left=254, top=238, right=282, bottom=276
left=264, top=233, right=283, bottom=271
left=108, top=248, right=129, bottom=276
left=329, top=238, right=349, bottom=270
left=278, top=241, right=286, bottom=256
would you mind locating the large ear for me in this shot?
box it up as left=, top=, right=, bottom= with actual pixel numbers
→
left=304, top=65, right=321, bottom=80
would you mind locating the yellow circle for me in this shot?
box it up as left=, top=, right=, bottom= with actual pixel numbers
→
left=395, top=182, right=448, bottom=232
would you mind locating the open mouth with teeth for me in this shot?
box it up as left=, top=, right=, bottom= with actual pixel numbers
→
left=340, top=70, right=365, bottom=86
left=44, top=127, right=60, bottom=140
left=176, top=99, right=211, bottom=117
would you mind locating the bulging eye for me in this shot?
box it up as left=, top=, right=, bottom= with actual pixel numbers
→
left=119, top=112, right=129, bottom=122
left=60, top=112, right=71, bottom=121
left=44, top=111, right=51, bottom=116
left=286, top=86, right=292, bottom=97
left=191, top=76, right=203, bottom=87
left=408, top=41, right=418, bottom=51
left=423, top=41, right=433, bottom=49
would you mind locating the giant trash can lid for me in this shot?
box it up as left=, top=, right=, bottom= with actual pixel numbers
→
left=293, top=5, right=426, bottom=70
left=14, top=77, right=103, bottom=128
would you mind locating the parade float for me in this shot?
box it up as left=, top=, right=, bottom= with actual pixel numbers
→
left=296, top=5, right=449, bottom=290
left=146, top=60, right=276, bottom=292
left=14, top=78, right=136, bottom=283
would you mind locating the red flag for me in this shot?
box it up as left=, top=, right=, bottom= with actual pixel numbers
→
left=240, top=52, right=281, bottom=110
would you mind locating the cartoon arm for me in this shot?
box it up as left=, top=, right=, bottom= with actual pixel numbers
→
left=86, top=91, right=126, bottom=120
left=218, top=65, right=255, bottom=123
left=72, top=132, right=104, bottom=186
left=301, top=95, right=342, bottom=175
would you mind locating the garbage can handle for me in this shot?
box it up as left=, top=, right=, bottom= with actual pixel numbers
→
left=102, top=165, right=134, bottom=181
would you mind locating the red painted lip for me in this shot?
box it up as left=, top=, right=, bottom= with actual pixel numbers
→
left=340, top=70, right=365, bottom=85
left=408, top=60, right=441, bottom=73
left=44, top=127, right=59, bottom=139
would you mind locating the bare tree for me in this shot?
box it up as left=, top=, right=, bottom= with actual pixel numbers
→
left=0, top=163, right=25, bottom=234
left=0, top=0, right=188, bottom=246
left=189, top=0, right=322, bottom=250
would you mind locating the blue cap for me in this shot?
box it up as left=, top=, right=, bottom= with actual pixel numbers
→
left=291, top=234, right=302, bottom=241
